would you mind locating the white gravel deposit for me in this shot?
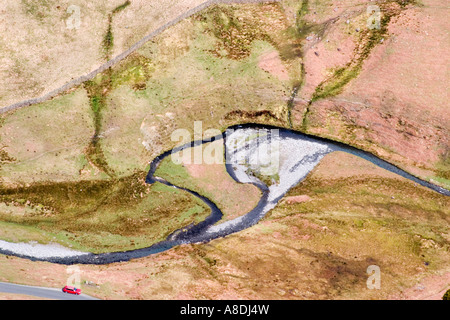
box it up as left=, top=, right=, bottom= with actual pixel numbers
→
left=206, top=127, right=333, bottom=234
left=226, top=127, right=332, bottom=199
left=267, top=132, right=332, bottom=202
left=0, top=240, right=89, bottom=259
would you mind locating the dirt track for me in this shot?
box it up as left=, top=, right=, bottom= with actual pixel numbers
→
left=0, top=0, right=278, bottom=115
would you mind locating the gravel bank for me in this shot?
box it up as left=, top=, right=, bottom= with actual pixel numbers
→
left=0, top=240, right=89, bottom=259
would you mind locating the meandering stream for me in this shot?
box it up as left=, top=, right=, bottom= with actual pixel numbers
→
left=0, top=124, right=448, bottom=265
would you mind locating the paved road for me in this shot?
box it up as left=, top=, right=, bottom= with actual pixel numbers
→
left=0, top=282, right=99, bottom=300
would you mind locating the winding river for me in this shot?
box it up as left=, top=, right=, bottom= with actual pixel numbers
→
left=0, top=124, right=448, bottom=265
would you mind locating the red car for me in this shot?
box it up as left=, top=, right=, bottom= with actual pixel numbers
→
left=62, top=286, right=81, bottom=295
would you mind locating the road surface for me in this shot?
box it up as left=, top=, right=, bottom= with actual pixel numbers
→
left=0, top=282, right=99, bottom=300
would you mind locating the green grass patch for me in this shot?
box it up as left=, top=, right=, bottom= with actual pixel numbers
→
left=112, top=0, right=131, bottom=14
left=0, top=173, right=210, bottom=253
left=311, top=1, right=413, bottom=102
left=196, top=5, right=271, bottom=60
left=266, top=172, right=449, bottom=275
left=102, top=16, right=114, bottom=61
left=21, top=0, right=51, bottom=21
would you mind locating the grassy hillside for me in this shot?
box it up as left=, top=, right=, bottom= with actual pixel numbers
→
left=0, top=0, right=448, bottom=300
